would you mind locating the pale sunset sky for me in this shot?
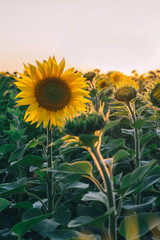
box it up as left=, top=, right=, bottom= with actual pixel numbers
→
left=1, top=0, right=160, bottom=75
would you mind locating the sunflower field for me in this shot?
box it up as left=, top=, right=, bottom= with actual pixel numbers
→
left=1, top=57, right=160, bottom=240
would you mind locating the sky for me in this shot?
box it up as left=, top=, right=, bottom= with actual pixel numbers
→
left=1, top=0, right=160, bottom=75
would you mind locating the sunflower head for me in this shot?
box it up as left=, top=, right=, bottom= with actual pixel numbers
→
left=108, top=71, right=127, bottom=85
left=114, top=79, right=139, bottom=103
left=149, top=83, right=160, bottom=108
left=64, top=112, right=105, bottom=136
left=83, top=71, right=96, bottom=81
left=14, top=56, right=90, bottom=129
left=96, top=78, right=109, bottom=90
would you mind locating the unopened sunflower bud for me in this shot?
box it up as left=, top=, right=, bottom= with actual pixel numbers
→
left=64, top=113, right=105, bottom=136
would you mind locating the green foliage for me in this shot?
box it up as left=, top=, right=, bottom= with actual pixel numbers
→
left=119, top=161, right=156, bottom=194
left=119, top=213, right=160, bottom=239
left=130, top=118, right=146, bottom=130
left=68, top=208, right=114, bottom=228
left=0, top=198, right=11, bottom=212
left=0, top=178, right=27, bottom=197
left=50, top=161, right=93, bottom=176
left=1, top=72, right=160, bottom=240
left=12, top=213, right=52, bottom=238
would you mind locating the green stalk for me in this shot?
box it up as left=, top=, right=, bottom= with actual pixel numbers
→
left=46, top=127, right=54, bottom=213
left=126, top=102, right=140, bottom=168
left=126, top=102, right=141, bottom=204
left=89, top=147, right=116, bottom=240
left=25, top=190, right=47, bottom=213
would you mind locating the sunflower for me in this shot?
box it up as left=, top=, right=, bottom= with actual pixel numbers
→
left=108, top=71, right=127, bottom=85
left=14, top=56, right=90, bottom=128
left=96, top=78, right=109, bottom=90
left=149, top=82, right=160, bottom=108
left=114, top=79, right=139, bottom=103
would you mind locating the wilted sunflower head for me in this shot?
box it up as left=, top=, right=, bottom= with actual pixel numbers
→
left=149, top=82, right=160, bottom=108
left=114, top=79, right=139, bottom=103
left=108, top=71, right=127, bottom=85
left=14, top=56, right=90, bottom=128
left=96, top=78, right=109, bottom=90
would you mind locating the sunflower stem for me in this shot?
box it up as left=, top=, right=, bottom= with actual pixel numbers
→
left=88, top=145, right=117, bottom=240
left=46, top=127, right=54, bottom=213
left=25, top=190, right=47, bottom=213
left=126, top=102, right=141, bottom=204
left=95, top=92, right=100, bottom=112
left=126, top=102, right=140, bottom=168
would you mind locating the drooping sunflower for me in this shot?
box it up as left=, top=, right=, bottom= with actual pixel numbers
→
left=14, top=56, right=90, bottom=128
left=108, top=71, right=127, bottom=85
left=149, top=82, right=160, bottom=108
left=96, top=78, right=109, bottom=90
left=114, top=79, right=139, bottom=103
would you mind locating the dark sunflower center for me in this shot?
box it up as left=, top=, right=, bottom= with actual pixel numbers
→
left=35, top=78, right=71, bottom=111
left=114, top=75, right=120, bottom=82
left=100, top=81, right=108, bottom=88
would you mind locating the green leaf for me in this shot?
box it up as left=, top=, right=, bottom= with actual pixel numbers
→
left=26, top=139, right=38, bottom=149
left=113, top=149, right=130, bottom=162
left=120, top=161, right=156, bottom=193
left=22, top=208, right=42, bottom=220
left=60, top=146, right=81, bottom=155
left=11, top=201, right=33, bottom=210
left=140, top=132, right=156, bottom=145
left=79, top=134, right=99, bottom=148
left=82, top=191, right=108, bottom=205
left=54, top=206, right=71, bottom=225
left=12, top=213, right=52, bottom=238
left=0, top=177, right=27, bottom=197
left=47, top=161, right=93, bottom=176
left=130, top=119, right=146, bottom=130
left=0, top=228, right=16, bottom=239
left=8, top=154, right=45, bottom=172
left=121, top=128, right=134, bottom=137
left=142, top=166, right=160, bottom=191
left=68, top=208, right=114, bottom=228
left=77, top=204, right=103, bottom=218
left=0, top=144, right=16, bottom=155
left=39, top=229, right=81, bottom=240
left=66, top=181, right=89, bottom=190
left=9, top=145, right=27, bottom=163
left=119, top=213, right=160, bottom=240
left=0, top=198, right=11, bottom=212
left=111, top=111, right=129, bottom=117
left=32, top=218, right=60, bottom=235
left=122, top=197, right=156, bottom=212
left=105, top=138, right=125, bottom=155
left=102, top=119, right=121, bottom=134
left=156, top=110, right=160, bottom=121
left=136, top=105, right=148, bottom=117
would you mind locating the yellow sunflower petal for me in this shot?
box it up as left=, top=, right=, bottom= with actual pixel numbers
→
left=29, top=64, right=42, bottom=81
left=36, top=61, right=46, bottom=78
left=23, top=64, right=31, bottom=76
left=14, top=56, right=90, bottom=128
left=26, top=102, right=39, bottom=112
left=52, top=56, right=57, bottom=65
left=58, top=58, right=65, bottom=76
left=16, top=97, right=36, bottom=105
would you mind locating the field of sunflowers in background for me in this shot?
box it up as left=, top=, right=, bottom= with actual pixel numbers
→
left=1, top=57, right=160, bottom=240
